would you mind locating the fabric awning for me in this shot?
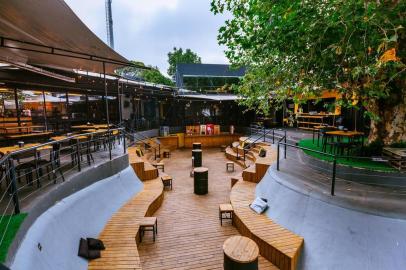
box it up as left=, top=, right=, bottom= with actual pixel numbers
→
left=0, top=0, right=129, bottom=75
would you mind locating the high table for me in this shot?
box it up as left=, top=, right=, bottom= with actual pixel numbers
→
left=324, top=130, right=365, bottom=154
left=193, top=167, right=208, bottom=195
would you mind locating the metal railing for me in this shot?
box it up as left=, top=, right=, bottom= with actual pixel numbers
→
left=116, top=124, right=161, bottom=160
left=277, top=135, right=338, bottom=195
left=0, top=128, right=125, bottom=212
left=276, top=134, right=405, bottom=196
left=237, top=127, right=280, bottom=162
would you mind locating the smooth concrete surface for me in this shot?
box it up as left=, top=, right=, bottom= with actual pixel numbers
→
left=10, top=166, right=143, bottom=270
left=256, top=167, right=406, bottom=270
left=7, top=153, right=129, bottom=265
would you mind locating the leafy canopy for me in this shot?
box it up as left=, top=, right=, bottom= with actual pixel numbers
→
left=167, top=47, right=202, bottom=77
left=211, top=0, right=405, bottom=115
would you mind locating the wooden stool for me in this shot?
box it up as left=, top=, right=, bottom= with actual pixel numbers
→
left=163, top=149, right=171, bottom=158
left=154, top=162, right=165, bottom=172
left=219, top=203, right=233, bottom=226
left=226, top=162, right=234, bottom=172
left=223, top=236, right=259, bottom=270
left=221, top=145, right=227, bottom=152
left=161, top=175, right=173, bottom=190
left=139, top=217, right=158, bottom=242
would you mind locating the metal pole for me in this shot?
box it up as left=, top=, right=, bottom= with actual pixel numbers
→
left=76, top=140, right=81, bottom=172
left=103, top=62, right=112, bottom=160
left=117, top=80, right=122, bottom=125
left=8, top=158, right=20, bottom=214
left=331, top=158, right=337, bottom=196
left=284, top=130, right=287, bottom=159
left=272, top=129, right=275, bottom=144
left=277, top=144, right=280, bottom=171
left=263, top=126, right=265, bottom=142
left=42, top=90, right=48, bottom=131
left=123, top=131, right=126, bottom=154
left=66, top=90, right=71, bottom=132
left=14, top=88, right=21, bottom=127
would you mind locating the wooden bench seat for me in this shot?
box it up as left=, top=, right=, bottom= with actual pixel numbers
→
left=128, top=147, right=159, bottom=181
left=225, top=140, right=304, bottom=270
left=231, top=180, right=303, bottom=270
left=88, top=174, right=164, bottom=270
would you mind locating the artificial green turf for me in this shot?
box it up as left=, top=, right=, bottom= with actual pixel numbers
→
left=0, top=213, right=27, bottom=262
left=298, top=139, right=397, bottom=172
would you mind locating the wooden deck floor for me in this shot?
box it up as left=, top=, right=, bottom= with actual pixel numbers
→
left=137, top=148, right=277, bottom=269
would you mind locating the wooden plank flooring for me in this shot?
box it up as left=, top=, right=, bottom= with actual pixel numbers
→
left=88, top=177, right=164, bottom=270
left=137, top=148, right=277, bottom=269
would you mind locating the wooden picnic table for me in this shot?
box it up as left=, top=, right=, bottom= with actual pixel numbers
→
left=0, top=143, right=39, bottom=155
left=3, top=132, right=53, bottom=140
left=325, top=130, right=364, bottom=137
left=323, top=130, right=365, bottom=154
left=71, top=124, right=112, bottom=130
left=0, top=125, right=45, bottom=134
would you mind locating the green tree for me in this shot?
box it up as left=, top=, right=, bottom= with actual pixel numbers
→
left=167, top=47, right=202, bottom=78
left=117, top=61, right=174, bottom=86
left=211, top=0, right=405, bottom=144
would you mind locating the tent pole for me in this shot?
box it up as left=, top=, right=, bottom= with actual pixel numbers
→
left=103, top=62, right=112, bottom=160
left=13, top=88, right=21, bottom=127
left=42, top=90, right=48, bottom=131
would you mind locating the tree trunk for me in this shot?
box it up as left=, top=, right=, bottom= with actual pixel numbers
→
left=367, top=94, right=406, bottom=145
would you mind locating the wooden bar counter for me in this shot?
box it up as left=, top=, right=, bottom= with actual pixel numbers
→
left=184, top=133, right=240, bottom=148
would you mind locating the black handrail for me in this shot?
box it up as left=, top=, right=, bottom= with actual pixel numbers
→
left=277, top=138, right=338, bottom=196
left=117, top=126, right=161, bottom=160
left=0, top=128, right=125, bottom=215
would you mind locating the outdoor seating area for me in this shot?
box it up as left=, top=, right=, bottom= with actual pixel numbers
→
left=1, top=1, right=405, bottom=270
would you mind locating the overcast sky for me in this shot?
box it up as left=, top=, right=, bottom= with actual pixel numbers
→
left=65, top=0, right=230, bottom=77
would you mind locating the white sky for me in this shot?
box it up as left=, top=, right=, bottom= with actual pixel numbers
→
left=65, top=0, right=230, bottom=77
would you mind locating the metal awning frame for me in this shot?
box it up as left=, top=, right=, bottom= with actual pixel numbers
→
left=0, top=36, right=149, bottom=71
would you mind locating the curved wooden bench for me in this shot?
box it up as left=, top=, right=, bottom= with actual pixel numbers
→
left=226, top=141, right=304, bottom=270
left=88, top=172, right=164, bottom=270
left=128, top=147, right=159, bottom=181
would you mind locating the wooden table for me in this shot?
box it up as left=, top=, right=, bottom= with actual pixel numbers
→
left=0, top=125, right=45, bottom=134
left=3, top=132, right=52, bottom=140
left=223, top=236, right=259, bottom=270
left=324, top=130, right=365, bottom=154
left=71, top=124, right=112, bottom=130
left=0, top=143, right=39, bottom=155
left=312, top=125, right=337, bottom=144
left=383, top=147, right=406, bottom=171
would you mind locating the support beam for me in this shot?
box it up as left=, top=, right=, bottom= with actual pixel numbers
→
left=13, top=88, right=21, bottom=127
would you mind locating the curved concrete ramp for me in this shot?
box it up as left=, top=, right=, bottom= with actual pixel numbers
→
left=11, top=166, right=143, bottom=270
left=257, top=167, right=406, bottom=270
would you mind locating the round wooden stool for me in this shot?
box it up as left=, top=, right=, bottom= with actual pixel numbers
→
left=193, top=142, right=202, bottom=149
left=192, top=149, right=202, bottom=167
left=193, top=167, right=208, bottom=195
left=223, top=236, right=259, bottom=270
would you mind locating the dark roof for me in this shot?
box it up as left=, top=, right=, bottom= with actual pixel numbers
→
left=176, top=63, right=245, bottom=78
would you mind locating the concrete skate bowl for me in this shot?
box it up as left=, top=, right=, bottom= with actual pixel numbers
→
left=10, top=166, right=143, bottom=270
left=256, top=166, right=406, bottom=270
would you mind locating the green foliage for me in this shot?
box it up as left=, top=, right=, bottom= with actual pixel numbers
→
left=211, top=1, right=405, bottom=116
left=116, top=61, right=174, bottom=86
left=0, top=213, right=27, bottom=262
left=167, top=47, right=202, bottom=77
